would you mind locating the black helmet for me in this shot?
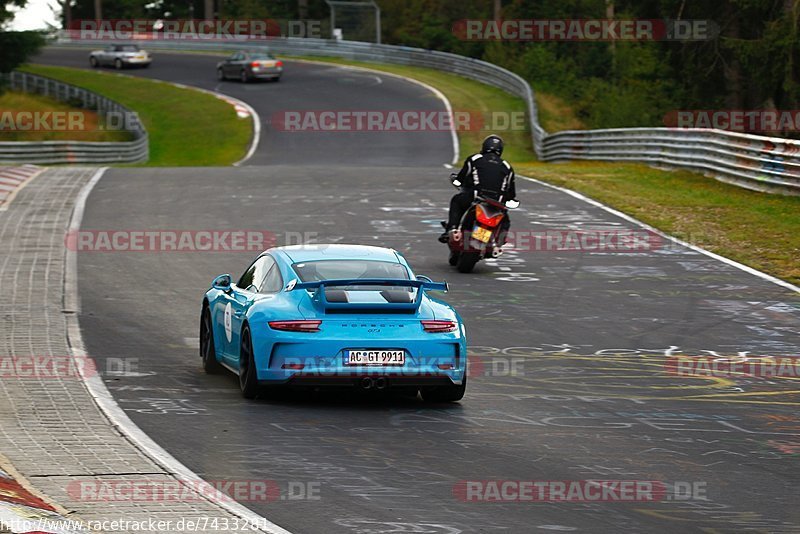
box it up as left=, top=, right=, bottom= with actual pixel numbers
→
left=481, top=134, right=504, bottom=156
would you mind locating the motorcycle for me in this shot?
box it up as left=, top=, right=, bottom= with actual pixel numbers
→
left=442, top=174, right=520, bottom=273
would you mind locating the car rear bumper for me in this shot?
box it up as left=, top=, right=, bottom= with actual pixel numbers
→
left=123, top=58, right=151, bottom=65
left=260, top=372, right=460, bottom=388
left=249, top=68, right=282, bottom=78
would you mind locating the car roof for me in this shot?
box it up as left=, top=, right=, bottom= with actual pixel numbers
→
left=273, top=244, right=402, bottom=264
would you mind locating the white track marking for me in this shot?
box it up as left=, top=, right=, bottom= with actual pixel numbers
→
left=64, top=168, right=291, bottom=534
left=289, top=58, right=459, bottom=167
left=270, top=58, right=798, bottom=294
left=0, top=165, right=43, bottom=211
left=519, top=174, right=800, bottom=294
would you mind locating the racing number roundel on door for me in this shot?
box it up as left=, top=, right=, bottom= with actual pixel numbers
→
left=224, top=302, right=233, bottom=342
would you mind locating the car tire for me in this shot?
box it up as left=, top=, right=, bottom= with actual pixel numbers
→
left=421, top=370, right=467, bottom=403
left=240, top=69, right=249, bottom=83
left=200, top=307, right=223, bottom=374
left=217, top=68, right=225, bottom=81
left=239, top=325, right=260, bottom=399
left=89, top=56, right=98, bottom=68
left=456, top=251, right=480, bottom=273
left=114, top=59, right=123, bottom=70
left=273, top=77, right=281, bottom=83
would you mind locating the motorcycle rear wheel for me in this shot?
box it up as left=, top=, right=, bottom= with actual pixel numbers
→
left=456, top=251, right=480, bottom=273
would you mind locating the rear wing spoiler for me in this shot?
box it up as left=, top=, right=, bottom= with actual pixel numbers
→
left=287, top=278, right=448, bottom=312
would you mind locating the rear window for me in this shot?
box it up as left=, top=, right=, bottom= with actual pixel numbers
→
left=118, top=45, right=140, bottom=52
left=249, top=53, right=275, bottom=60
left=292, top=260, right=409, bottom=282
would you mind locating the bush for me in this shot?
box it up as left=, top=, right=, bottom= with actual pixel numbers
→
left=0, top=31, right=45, bottom=93
left=0, top=31, right=45, bottom=72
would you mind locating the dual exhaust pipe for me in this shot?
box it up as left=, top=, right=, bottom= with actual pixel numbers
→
left=359, top=376, right=388, bottom=390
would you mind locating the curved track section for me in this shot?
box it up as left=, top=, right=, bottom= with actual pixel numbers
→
left=35, top=50, right=800, bottom=533
left=34, top=48, right=454, bottom=166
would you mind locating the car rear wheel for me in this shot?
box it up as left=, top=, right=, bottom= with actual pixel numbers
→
left=239, top=325, right=260, bottom=399
left=89, top=56, right=98, bottom=68
left=114, top=59, right=123, bottom=70
left=217, top=68, right=225, bottom=81
left=240, top=69, right=249, bottom=83
left=200, top=307, right=222, bottom=374
left=421, top=372, right=467, bottom=403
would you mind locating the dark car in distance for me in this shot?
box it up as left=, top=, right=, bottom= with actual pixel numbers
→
left=216, top=51, right=283, bottom=83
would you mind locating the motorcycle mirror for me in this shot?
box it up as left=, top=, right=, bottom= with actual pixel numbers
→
left=452, top=179, right=462, bottom=188
left=505, top=199, right=520, bottom=209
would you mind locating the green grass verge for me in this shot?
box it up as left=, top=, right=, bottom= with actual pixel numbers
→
left=517, top=161, right=800, bottom=286
left=0, top=91, right=130, bottom=142
left=286, top=55, right=800, bottom=287
left=20, top=64, right=251, bottom=166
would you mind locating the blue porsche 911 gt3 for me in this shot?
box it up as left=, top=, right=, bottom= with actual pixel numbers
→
left=200, top=244, right=467, bottom=401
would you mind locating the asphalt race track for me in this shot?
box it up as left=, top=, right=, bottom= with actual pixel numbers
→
left=36, top=49, right=800, bottom=533
left=36, top=48, right=453, bottom=167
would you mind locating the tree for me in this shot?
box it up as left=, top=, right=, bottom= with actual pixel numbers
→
left=0, top=1, right=45, bottom=87
left=1, top=0, right=26, bottom=25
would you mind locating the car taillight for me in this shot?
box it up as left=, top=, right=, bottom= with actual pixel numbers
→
left=251, top=61, right=261, bottom=67
left=276, top=60, right=284, bottom=67
left=475, top=204, right=504, bottom=227
left=421, top=320, right=457, bottom=333
left=268, top=320, right=321, bottom=332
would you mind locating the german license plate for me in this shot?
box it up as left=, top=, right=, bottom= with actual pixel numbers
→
left=472, top=226, right=492, bottom=243
left=346, top=350, right=405, bottom=365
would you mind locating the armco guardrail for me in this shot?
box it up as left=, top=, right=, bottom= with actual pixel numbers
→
left=542, top=127, right=800, bottom=194
left=53, top=35, right=800, bottom=194
left=0, top=71, right=148, bottom=164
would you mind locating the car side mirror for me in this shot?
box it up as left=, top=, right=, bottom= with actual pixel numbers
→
left=212, top=274, right=232, bottom=291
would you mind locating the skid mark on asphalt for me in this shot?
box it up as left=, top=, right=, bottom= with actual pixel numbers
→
left=468, top=347, right=800, bottom=407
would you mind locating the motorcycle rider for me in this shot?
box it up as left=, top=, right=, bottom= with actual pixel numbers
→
left=439, top=134, right=517, bottom=243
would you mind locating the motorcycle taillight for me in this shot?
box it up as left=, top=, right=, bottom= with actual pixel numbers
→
left=475, top=204, right=504, bottom=227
